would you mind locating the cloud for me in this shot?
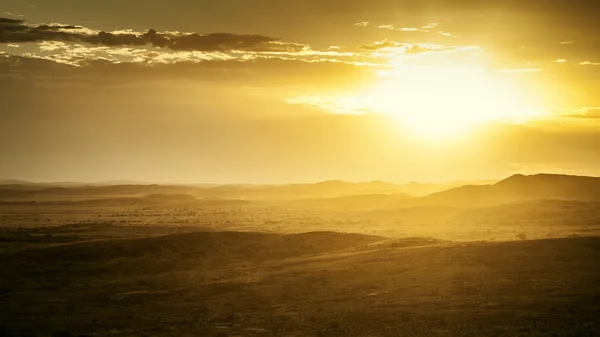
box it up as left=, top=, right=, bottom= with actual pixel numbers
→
left=358, top=40, right=402, bottom=51
left=0, top=17, right=289, bottom=52
left=357, top=41, right=477, bottom=56
left=8, top=39, right=363, bottom=70
left=285, top=96, right=369, bottom=115
left=359, top=21, right=460, bottom=40
left=0, top=17, right=26, bottom=29
left=240, top=40, right=311, bottom=53
left=404, top=44, right=446, bottom=54
left=569, top=108, right=600, bottom=119
left=374, top=22, right=439, bottom=33
left=378, top=24, right=396, bottom=30
left=0, top=53, right=378, bottom=89
left=580, top=61, right=600, bottom=66
left=0, top=18, right=93, bottom=44
left=1, top=17, right=368, bottom=69
left=3, top=12, right=24, bottom=17
left=554, top=107, right=600, bottom=119
left=438, top=31, right=459, bottom=38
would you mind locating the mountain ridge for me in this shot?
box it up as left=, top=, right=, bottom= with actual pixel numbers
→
left=404, top=173, right=600, bottom=208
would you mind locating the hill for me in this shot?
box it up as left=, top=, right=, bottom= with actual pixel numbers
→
left=0, top=179, right=499, bottom=199
left=0, top=181, right=407, bottom=201
left=397, top=179, right=498, bottom=197
left=8, top=231, right=383, bottom=267
left=405, top=174, right=600, bottom=208
left=2, top=232, right=599, bottom=336
left=1, top=174, right=597, bottom=207
left=0, top=194, right=256, bottom=209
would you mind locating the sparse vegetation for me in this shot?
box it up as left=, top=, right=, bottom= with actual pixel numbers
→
left=1, top=175, right=599, bottom=336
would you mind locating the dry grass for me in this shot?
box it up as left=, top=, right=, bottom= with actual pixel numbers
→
left=1, top=228, right=599, bottom=336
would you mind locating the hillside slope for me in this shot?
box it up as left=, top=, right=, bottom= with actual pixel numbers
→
left=405, top=174, right=600, bottom=207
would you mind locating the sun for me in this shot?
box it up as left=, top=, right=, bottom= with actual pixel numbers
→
left=286, top=65, right=542, bottom=139
left=363, top=66, right=539, bottom=137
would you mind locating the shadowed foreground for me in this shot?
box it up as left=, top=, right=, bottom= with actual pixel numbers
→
left=1, top=230, right=599, bottom=336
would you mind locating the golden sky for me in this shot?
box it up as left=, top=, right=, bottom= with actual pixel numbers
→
left=0, top=0, right=599, bottom=183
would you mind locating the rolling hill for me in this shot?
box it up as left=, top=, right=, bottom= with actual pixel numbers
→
left=404, top=174, right=600, bottom=208
left=0, top=179, right=499, bottom=199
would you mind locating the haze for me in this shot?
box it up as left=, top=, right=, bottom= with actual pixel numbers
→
left=1, top=0, right=599, bottom=183
left=1, top=2, right=600, bottom=337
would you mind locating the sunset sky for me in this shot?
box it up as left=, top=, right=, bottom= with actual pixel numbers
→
left=1, top=0, right=599, bottom=183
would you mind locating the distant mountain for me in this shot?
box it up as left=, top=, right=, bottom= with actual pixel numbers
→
left=0, top=180, right=406, bottom=201
left=405, top=174, right=600, bottom=208
left=0, top=185, right=201, bottom=200
left=493, top=174, right=600, bottom=200
left=0, top=180, right=92, bottom=187
left=94, top=180, right=407, bottom=200
left=396, top=179, right=498, bottom=197
left=96, top=180, right=155, bottom=186
left=3, top=175, right=594, bottom=205
left=0, top=180, right=96, bottom=192
left=253, top=180, right=403, bottom=199
left=0, top=179, right=35, bottom=185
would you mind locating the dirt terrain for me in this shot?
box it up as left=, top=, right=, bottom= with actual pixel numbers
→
left=1, top=226, right=599, bottom=336
left=1, top=175, right=599, bottom=336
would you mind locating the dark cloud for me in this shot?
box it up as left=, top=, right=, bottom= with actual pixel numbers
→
left=33, top=24, right=83, bottom=31
left=0, top=17, right=283, bottom=52
left=1, top=18, right=86, bottom=43
left=0, top=17, right=24, bottom=24
left=0, top=17, right=27, bottom=31
left=167, top=33, right=275, bottom=51
left=81, top=31, right=146, bottom=47
left=81, top=29, right=280, bottom=51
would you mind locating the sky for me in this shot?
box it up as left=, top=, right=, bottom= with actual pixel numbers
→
left=1, top=0, right=599, bottom=184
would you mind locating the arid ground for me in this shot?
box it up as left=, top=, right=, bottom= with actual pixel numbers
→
left=1, top=174, right=599, bottom=336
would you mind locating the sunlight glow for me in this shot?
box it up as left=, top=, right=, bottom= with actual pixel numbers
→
left=365, top=66, right=540, bottom=136
left=288, top=64, right=542, bottom=139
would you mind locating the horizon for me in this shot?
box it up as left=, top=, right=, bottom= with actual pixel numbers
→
left=2, top=171, right=599, bottom=187
left=2, top=2, right=600, bottom=335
